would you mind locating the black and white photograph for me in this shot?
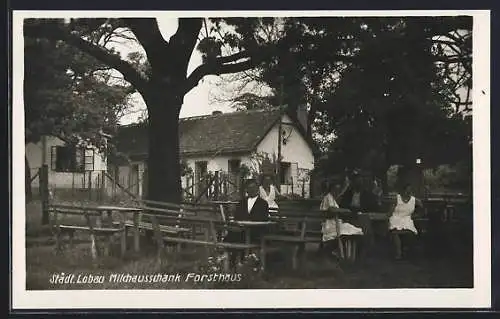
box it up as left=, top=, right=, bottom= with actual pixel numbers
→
left=12, top=10, right=491, bottom=309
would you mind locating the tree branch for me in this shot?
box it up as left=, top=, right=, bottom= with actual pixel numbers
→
left=168, top=18, right=203, bottom=78
left=122, top=18, right=168, bottom=71
left=184, top=43, right=278, bottom=92
left=184, top=58, right=257, bottom=93
left=24, top=21, right=149, bottom=93
left=217, top=50, right=253, bottom=64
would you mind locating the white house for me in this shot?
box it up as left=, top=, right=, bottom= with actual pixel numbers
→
left=113, top=107, right=317, bottom=199
left=26, top=136, right=108, bottom=195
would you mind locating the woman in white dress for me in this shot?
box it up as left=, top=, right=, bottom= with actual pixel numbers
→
left=259, top=175, right=280, bottom=215
left=320, top=184, right=363, bottom=255
left=388, top=183, right=423, bottom=259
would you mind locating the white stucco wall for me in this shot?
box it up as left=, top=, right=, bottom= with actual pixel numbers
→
left=256, top=114, right=314, bottom=197
left=26, top=136, right=107, bottom=189
left=256, top=115, right=314, bottom=170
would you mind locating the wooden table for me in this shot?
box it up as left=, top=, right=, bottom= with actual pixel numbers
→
left=229, top=220, right=277, bottom=255
left=211, top=201, right=239, bottom=219
left=92, top=205, right=143, bottom=255
left=325, top=207, right=353, bottom=219
left=327, top=208, right=391, bottom=244
left=363, top=212, right=390, bottom=221
left=210, top=201, right=239, bottom=238
left=211, top=201, right=239, bottom=205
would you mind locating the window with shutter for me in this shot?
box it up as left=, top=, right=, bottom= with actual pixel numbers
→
left=51, top=145, right=92, bottom=172
left=75, top=148, right=84, bottom=172
left=84, top=148, right=94, bottom=171
left=50, top=146, right=57, bottom=170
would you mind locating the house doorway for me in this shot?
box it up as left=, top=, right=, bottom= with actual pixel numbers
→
left=228, top=159, right=241, bottom=199
left=195, top=161, right=208, bottom=198
left=129, top=163, right=140, bottom=195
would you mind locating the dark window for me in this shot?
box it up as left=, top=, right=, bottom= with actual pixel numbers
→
left=51, top=146, right=94, bottom=172
left=228, top=159, right=241, bottom=173
left=280, top=162, right=291, bottom=184
left=195, top=161, right=208, bottom=197
left=195, top=161, right=208, bottom=180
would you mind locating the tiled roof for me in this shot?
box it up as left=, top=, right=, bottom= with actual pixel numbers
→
left=114, top=108, right=285, bottom=158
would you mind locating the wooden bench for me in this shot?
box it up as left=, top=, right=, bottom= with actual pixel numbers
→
left=142, top=204, right=259, bottom=270
left=264, top=207, right=366, bottom=268
left=49, top=204, right=126, bottom=260
left=110, top=200, right=216, bottom=252
left=116, top=220, right=189, bottom=233
left=262, top=208, right=325, bottom=270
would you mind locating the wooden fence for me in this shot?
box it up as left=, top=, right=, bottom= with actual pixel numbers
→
left=30, top=164, right=245, bottom=205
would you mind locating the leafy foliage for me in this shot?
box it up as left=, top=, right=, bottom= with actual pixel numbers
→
left=213, top=17, right=472, bottom=176
left=231, top=92, right=276, bottom=111
left=24, top=36, right=132, bottom=151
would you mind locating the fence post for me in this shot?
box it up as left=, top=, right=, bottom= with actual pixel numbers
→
left=71, top=172, right=75, bottom=197
left=25, top=157, right=33, bottom=203
left=88, top=171, right=92, bottom=201
left=39, top=165, right=50, bottom=225
left=112, top=166, right=117, bottom=201
left=142, top=167, right=148, bottom=199
left=239, top=175, right=244, bottom=200
left=96, top=173, right=100, bottom=202
left=100, top=171, right=106, bottom=202
left=214, top=171, right=219, bottom=200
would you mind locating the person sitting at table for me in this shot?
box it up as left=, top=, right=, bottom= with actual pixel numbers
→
left=319, top=183, right=363, bottom=257
left=337, top=172, right=378, bottom=254
left=388, top=183, right=424, bottom=260
left=339, top=172, right=379, bottom=213
left=224, top=179, right=270, bottom=267
left=259, top=174, right=281, bottom=215
left=371, top=177, right=384, bottom=207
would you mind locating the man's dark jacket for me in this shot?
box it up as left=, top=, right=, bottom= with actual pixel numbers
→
left=233, top=197, right=270, bottom=221
left=225, top=196, right=270, bottom=244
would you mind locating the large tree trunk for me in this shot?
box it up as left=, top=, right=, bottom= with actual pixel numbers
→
left=145, top=90, right=182, bottom=203
left=25, top=155, right=32, bottom=202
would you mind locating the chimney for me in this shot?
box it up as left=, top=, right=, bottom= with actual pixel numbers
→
left=212, top=110, right=223, bottom=115
left=297, top=105, right=308, bottom=132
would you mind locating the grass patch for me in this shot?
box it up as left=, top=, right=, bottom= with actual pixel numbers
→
left=24, top=200, right=473, bottom=290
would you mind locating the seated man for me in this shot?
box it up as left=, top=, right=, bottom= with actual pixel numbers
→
left=224, top=179, right=269, bottom=267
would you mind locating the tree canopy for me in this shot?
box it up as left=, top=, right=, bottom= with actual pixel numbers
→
left=212, top=16, right=472, bottom=178
left=23, top=16, right=473, bottom=202
left=24, top=36, right=132, bottom=150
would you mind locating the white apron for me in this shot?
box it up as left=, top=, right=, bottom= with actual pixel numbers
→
left=389, top=194, right=418, bottom=234
left=320, top=193, right=363, bottom=241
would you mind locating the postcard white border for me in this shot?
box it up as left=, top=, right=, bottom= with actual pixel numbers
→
left=12, top=10, right=491, bottom=309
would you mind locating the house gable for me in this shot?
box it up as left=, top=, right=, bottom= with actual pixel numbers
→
left=255, top=114, right=315, bottom=171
